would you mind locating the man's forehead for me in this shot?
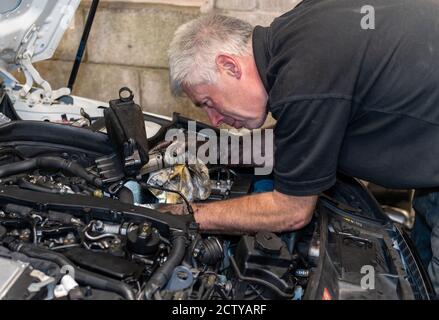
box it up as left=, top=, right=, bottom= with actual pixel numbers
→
left=184, top=83, right=209, bottom=94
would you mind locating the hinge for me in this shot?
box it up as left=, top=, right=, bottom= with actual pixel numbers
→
left=15, top=25, right=70, bottom=104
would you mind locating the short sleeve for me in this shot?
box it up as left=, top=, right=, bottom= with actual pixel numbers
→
left=271, top=98, right=352, bottom=196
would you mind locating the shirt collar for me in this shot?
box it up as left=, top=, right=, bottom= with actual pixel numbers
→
left=252, top=25, right=271, bottom=94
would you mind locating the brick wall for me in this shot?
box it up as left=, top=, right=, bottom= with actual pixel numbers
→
left=14, top=0, right=301, bottom=124
left=208, top=0, right=301, bottom=26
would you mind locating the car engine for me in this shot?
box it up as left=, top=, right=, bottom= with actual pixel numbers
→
left=0, top=98, right=314, bottom=300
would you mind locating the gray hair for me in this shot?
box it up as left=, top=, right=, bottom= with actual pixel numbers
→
left=168, top=14, right=253, bottom=96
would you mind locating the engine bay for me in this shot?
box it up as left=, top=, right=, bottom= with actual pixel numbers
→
left=0, top=115, right=316, bottom=300
left=0, top=92, right=433, bottom=300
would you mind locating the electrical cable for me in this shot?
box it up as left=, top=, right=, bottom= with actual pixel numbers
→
left=140, top=182, right=194, bottom=215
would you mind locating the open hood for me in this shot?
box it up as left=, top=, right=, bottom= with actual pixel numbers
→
left=0, top=0, right=81, bottom=104
left=0, top=0, right=80, bottom=70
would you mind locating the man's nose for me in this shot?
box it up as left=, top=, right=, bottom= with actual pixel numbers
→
left=204, top=107, right=224, bottom=127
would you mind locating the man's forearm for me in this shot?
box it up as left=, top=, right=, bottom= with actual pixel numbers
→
left=192, top=191, right=317, bottom=233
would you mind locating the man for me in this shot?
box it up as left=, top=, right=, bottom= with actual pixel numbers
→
left=167, top=0, right=439, bottom=294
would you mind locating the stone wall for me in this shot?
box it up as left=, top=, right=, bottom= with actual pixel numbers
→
left=14, top=0, right=301, bottom=124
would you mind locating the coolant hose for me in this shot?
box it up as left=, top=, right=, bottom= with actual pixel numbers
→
left=143, top=231, right=187, bottom=299
left=0, top=156, right=102, bottom=187
left=6, top=241, right=135, bottom=300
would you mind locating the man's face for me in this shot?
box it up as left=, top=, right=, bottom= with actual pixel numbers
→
left=183, top=54, right=268, bottom=129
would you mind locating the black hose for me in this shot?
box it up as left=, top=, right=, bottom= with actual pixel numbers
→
left=73, top=268, right=135, bottom=300
left=18, top=178, right=61, bottom=194
left=0, top=148, right=27, bottom=160
left=0, top=174, right=27, bottom=185
left=0, top=159, right=36, bottom=177
left=143, top=231, right=187, bottom=299
left=0, top=156, right=102, bottom=187
left=6, top=241, right=135, bottom=300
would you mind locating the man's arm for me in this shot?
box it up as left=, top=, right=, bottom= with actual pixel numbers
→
left=192, top=191, right=317, bottom=233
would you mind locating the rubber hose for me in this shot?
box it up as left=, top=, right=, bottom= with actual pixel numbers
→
left=0, top=156, right=102, bottom=187
left=0, top=158, right=36, bottom=177
left=0, top=148, right=27, bottom=160
left=143, top=232, right=187, bottom=299
left=18, top=178, right=61, bottom=194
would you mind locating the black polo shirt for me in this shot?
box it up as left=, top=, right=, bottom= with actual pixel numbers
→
left=252, top=0, right=439, bottom=195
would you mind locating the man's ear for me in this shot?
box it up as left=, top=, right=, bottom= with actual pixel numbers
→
left=215, top=54, right=242, bottom=79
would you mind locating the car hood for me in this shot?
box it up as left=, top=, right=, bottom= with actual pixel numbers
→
left=0, top=0, right=80, bottom=71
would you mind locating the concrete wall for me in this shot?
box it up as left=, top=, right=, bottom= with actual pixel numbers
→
left=13, top=0, right=301, bottom=125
